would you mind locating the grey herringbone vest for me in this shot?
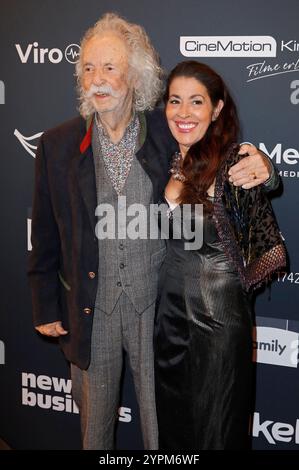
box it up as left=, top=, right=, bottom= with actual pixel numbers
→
left=92, top=120, right=166, bottom=314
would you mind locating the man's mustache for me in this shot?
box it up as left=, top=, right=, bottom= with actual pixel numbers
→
left=85, top=84, right=119, bottom=99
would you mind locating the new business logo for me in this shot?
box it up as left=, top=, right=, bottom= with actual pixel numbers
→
left=21, top=372, right=133, bottom=420
left=253, top=326, right=298, bottom=368
left=15, top=43, right=80, bottom=64
left=22, top=372, right=79, bottom=414
left=180, top=36, right=277, bottom=58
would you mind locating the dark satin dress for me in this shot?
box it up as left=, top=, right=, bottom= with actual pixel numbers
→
left=154, top=202, right=253, bottom=450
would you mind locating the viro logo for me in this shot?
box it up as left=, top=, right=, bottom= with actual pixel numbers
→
left=15, top=42, right=80, bottom=64
left=252, top=412, right=299, bottom=445
left=0, top=340, right=5, bottom=365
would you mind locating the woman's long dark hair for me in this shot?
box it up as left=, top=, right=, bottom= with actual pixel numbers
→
left=164, top=61, right=240, bottom=207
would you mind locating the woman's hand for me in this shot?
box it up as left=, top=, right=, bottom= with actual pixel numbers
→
left=228, top=144, right=272, bottom=189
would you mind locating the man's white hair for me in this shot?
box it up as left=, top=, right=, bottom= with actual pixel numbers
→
left=75, top=12, right=164, bottom=118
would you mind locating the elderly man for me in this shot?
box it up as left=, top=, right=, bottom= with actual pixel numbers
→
left=28, top=13, right=278, bottom=450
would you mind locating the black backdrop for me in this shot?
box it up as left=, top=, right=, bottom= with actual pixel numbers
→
left=0, top=0, right=299, bottom=450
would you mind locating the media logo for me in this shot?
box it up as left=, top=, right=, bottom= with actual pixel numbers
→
left=15, top=43, right=80, bottom=64
left=0, top=340, right=5, bottom=365
left=253, top=326, right=298, bottom=368
left=22, top=372, right=79, bottom=414
left=252, top=412, right=299, bottom=445
left=0, top=80, right=4, bottom=104
left=259, top=143, right=299, bottom=179
left=180, top=36, right=277, bottom=58
left=14, top=129, right=43, bottom=158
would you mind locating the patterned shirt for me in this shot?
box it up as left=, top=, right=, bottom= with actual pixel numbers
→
left=94, top=113, right=140, bottom=195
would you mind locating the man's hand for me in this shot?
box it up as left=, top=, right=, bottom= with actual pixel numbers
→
left=35, top=321, right=68, bottom=337
left=228, top=144, right=272, bottom=189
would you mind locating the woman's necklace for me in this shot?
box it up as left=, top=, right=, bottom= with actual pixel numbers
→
left=169, top=152, right=186, bottom=182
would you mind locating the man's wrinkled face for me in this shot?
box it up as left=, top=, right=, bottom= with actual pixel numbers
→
left=81, top=33, right=133, bottom=118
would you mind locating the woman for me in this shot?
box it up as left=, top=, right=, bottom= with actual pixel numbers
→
left=154, top=61, right=286, bottom=450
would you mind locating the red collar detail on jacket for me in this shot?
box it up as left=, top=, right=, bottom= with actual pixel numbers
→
left=79, top=118, right=93, bottom=154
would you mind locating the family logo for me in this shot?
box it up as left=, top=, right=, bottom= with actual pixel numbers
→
left=14, top=129, right=43, bottom=158
left=15, top=42, right=80, bottom=64
left=253, top=326, right=298, bottom=368
left=180, top=36, right=277, bottom=58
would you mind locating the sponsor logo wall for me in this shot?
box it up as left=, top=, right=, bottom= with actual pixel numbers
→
left=0, top=0, right=298, bottom=450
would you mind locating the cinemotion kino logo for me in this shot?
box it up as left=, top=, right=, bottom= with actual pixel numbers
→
left=180, top=36, right=277, bottom=57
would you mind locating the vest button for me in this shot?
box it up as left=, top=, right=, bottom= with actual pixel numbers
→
left=119, top=263, right=125, bottom=269
left=117, top=281, right=122, bottom=287
left=119, top=243, right=124, bottom=250
left=83, top=307, right=92, bottom=315
left=88, top=271, right=96, bottom=279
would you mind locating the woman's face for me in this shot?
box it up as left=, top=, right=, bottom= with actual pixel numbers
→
left=166, top=76, right=223, bottom=157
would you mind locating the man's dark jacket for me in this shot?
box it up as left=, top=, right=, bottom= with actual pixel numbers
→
left=28, top=109, right=178, bottom=369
